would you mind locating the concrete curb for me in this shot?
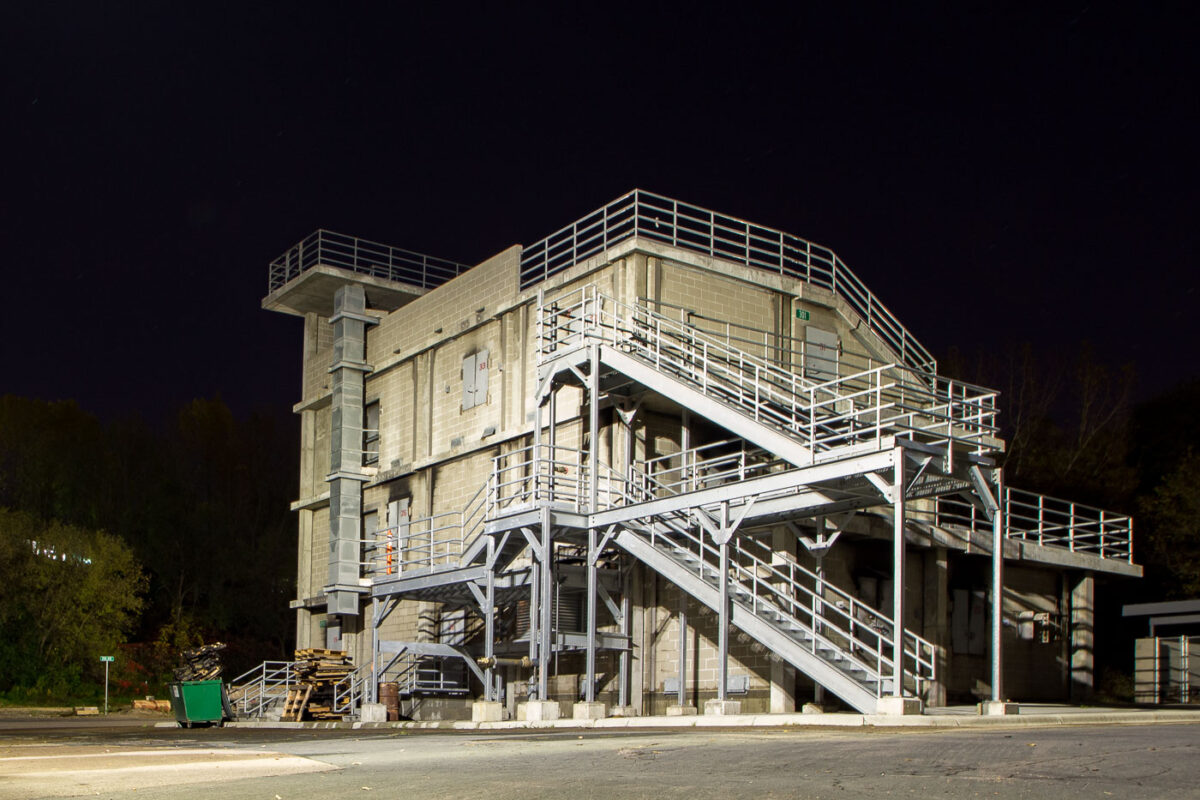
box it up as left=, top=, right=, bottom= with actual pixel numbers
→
left=219, top=709, right=1200, bottom=733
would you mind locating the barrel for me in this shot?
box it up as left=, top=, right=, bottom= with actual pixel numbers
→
left=378, top=682, right=400, bottom=721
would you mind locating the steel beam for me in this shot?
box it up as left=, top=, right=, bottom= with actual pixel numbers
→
left=992, top=468, right=1005, bottom=702
left=718, top=503, right=731, bottom=702
left=893, top=446, right=906, bottom=697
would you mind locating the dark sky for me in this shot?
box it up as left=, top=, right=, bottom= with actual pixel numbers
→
left=2, top=3, right=1196, bottom=422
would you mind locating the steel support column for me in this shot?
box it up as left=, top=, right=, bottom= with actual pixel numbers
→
left=370, top=598, right=379, bottom=704
left=718, top=503, right=731, bottom=702
left=585, top=527, right=598, bottom=703
left=991, top=469, right=1005, bottom=702
left=484, top=538, right=496, bottom=702
left=893, top=449, right=906, bottom=696
left=528, top=559, right=540, bottom=694
left=618, top=565, right=631, bottom=708
left=585, top=346, right=599, bottom=703
left=677, top=585, right=688, bottom=706
left=539, top=507, right=553, bottom=701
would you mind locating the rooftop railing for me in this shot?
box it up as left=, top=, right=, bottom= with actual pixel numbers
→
left=268, top=229, right=472, bottom=294
left=519, top=189, right=936, bottom=374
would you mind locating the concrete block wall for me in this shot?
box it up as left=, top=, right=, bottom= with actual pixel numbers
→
left=301, top=312, right=335, bottom=404
left=369, top=247, right=521, bottom=365
left=282, top=233, right=1092, bottom=709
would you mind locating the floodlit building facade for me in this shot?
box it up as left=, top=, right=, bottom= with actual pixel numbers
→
left=261, top=190, right=1140, bottom=720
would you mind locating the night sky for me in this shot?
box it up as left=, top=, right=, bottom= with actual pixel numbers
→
left=2, top=4, right=1196, bottom=422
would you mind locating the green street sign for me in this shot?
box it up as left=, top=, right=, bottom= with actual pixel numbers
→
left=99, top=656, right=114, bottom=662
left=795, top=308, right=810, bottom=321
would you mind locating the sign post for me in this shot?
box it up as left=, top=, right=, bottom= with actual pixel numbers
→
left=99, top=656, right=114, bottom=714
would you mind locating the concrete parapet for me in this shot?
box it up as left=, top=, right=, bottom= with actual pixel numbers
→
left=667, top=704, right=698, bottom=716
left=609, top=705, right=639, bottom=717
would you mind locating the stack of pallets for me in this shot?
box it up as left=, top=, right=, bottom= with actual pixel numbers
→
left=173, top=642, right=226, bottom=682
left=280, top=648, right=353, bottom=721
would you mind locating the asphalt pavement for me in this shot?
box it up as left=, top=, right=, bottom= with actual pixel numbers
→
left=2, top=709, right=1199, bottom=799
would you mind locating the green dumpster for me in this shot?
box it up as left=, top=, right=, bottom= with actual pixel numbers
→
left=168, top=680, right=231, bottom=727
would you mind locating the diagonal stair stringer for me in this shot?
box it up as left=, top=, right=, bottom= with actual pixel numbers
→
left=597, top=345, right=826, bottom=467
left=613, top=527, right=885, bottom=714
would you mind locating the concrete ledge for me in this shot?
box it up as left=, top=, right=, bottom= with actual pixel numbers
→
left=979, top=701, right=1020, bottom=716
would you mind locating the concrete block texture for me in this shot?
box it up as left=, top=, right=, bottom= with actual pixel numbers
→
left=359, top=703, right=387, bottom=723
left=472, top=701, right=504, bottom=722
left=572, top=701, right=606, bottom=720
left=518, top=701, right=562, bottom=722
left=667, top=704, right=698, bottom=716
left=704, top=699, right=742, bottom=716
left=876, top=696, right=923, bottom=716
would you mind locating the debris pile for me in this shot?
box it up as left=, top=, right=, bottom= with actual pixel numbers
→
left=281, top=648, right=353, bottom=721
left=173, top=642, right=226, bottom=682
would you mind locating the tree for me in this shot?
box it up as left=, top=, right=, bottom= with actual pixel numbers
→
left=941, top=341, right=1136, bottom=505
left=0, top=509, right=146, bottom=695
left=1138, top=451, right=1200, bottom=598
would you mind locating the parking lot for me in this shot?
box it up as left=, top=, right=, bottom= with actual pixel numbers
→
left=2, top=711, right=1199, bottom=799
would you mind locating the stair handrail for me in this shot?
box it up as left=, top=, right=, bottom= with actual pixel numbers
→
left=619, top=462, right=936, bottom=689
left=333, top=660, right=374, bottom=714
left=227, top=660, right=297, bottom=718
left=539, top=287, right=998, bottom=457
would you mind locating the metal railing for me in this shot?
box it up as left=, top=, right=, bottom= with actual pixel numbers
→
left=519, top=189, right=936, bottom=373
left=539, top=286, right=998, bottom=460
left=928, top=487, right=1134, bottom=563
left=366, top=481, right=489, bottom=576
left=227, top=660, right=297, bottom=719
left=1140, top=635, right=1196, bottom=704
left=616, top=461, right=936, bottom=694
left=640, top=439, right=779, bottom=496
left=455, top=441, right=935, bottom=694
left=268, top=229, right=472, bottom=293
left=334, top=644, right=472, bottom=714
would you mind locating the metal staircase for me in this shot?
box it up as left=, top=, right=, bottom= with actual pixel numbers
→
left=356, top=286, right=1134, bottom=715
left=538, top=286, right=1000, bottom=469
left=611, top=471, right=935, bottom=712
left=228, top=660, right=297, bottom=719
left=333, top=642, right=478, bottom=716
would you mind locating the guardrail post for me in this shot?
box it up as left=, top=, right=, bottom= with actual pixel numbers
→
left=1099, top=509, right=1107, bottom=558
left=892, top=448, right=906, bottom=697
left=1069, top=502, right=1077, bottom=552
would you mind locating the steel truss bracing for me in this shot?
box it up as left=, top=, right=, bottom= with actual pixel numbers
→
left=267, top=283, right=1135, bottom=720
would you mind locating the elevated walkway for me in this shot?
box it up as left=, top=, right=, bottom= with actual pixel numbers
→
left=351, top=286, right=1134, bottom=716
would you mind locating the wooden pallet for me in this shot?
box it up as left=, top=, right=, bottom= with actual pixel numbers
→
left=280, top=685, right=312, bottom=722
